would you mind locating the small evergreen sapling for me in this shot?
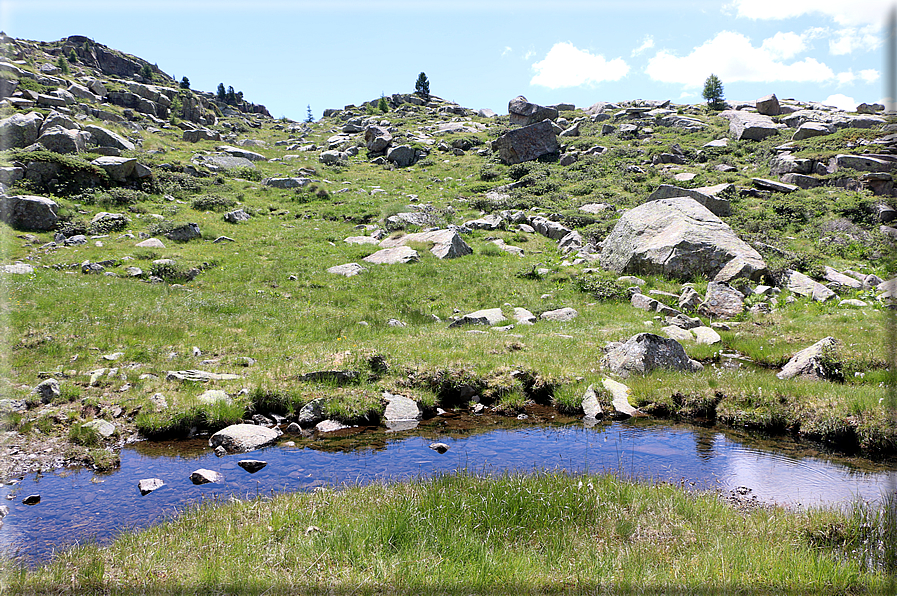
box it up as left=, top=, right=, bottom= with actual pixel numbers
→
left=305, top=104, right=314, bottom=123
left=702, top=74, right=725, bottom=110
left=415, top=72, right=430, bottom=102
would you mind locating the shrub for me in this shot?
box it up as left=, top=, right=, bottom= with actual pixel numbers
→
left=573, top=272, right=628, bottom=301
left=191, top=194, right=235, bottom=212
left=69, top=423, right=101, bottom=447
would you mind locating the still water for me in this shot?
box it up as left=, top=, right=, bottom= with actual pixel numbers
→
left=2, top=417, right=896, bottom=565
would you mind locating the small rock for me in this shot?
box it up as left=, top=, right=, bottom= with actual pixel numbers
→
left=238, top=460, right=268, bottom=473
left=138, top=478, right=165, bottom=495
left=540, top=307, right=578, bottom=322
left=190, top=469, right=224, bottom=485
left=22, top=494, right=40, bottom=505
left=429, top=442, right=449, bottom=454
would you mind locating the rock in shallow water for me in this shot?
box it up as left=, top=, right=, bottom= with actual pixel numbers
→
left=209, top=424, right=279, bottom=453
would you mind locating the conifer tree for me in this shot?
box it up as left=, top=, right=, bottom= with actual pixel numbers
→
left=415, top=72, right=430, bottom=102
left=702, top=74, right=725, bottom=110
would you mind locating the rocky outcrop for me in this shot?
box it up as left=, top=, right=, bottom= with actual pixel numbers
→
left=378, top=229, right=472, bottom=259
left=646, top=183, right=733, bottom=217
left=0, top=112, right=43, bottom=149
left=719, top=110, right=779, bottom=141
left=777, top=337, right=841, bottom=381
left=599, top=197, right=766, bottom=281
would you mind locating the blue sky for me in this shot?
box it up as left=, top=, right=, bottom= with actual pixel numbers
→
left=1, top=0, right=892, bottom=120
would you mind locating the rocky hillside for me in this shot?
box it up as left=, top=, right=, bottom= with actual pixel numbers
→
left=1, top=35, right=896, bottom=480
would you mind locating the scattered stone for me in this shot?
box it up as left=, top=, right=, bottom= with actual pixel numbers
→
left=165, top=223, right=202, bottom=242
left=138, top=478, right=165, bottom=495
left=662, top=325, right=693, bottom=342
left=513, top=307, right=537, bottom=325
left=701, top=282, right=744, bottom=319
left=2, top=263, right=34, bottom=274
left=777, top=337, right=841, bottom=381
left=166, top=370, right=241, bottom=382
left=383, top=392, right=422, bottom=421
left=22, top=495, right=40, bottom=505
left=190, top=469, right=224, bottom=485
left=136, top=238, right=165, bottom=249
left=327, top=263, right=366, bottom=277
left=602, top=333, right=703, bottom=378
left=209, top=424, right=279, bottom=453
left=540, top=307, right=578, bottom=322
left=602, top=378, right=639, bottom=418
left=362, top=246, right=419, bottom=265
left=150, top=393, right=168, bottom=411
left=316, top=420, right=349, bottom=433
left=298, top=398, right=325, bottom=426
left=198, top=389, right=231, bottom=405
left=379, top=229, right=472, bottom=259
left=692, top=326, right=721, bottom=345
left=752, top=178, right=798, bottom=194
left=581, top=385, right=603, bottom=419
left=784, top=270, right=836, bottom=302
left=449, top=308, right=507, bottom=328
left=429, top=442, right=449, bottom=454
left=33, top=378, right=60, bottom=403
left=238, top=460, right=268, bottom=473
left=83, top=419, right=116, bottom=438
left=0, top=195, right=59, bottom=231
left=755, top=94, right=780, bottom=116
left=838, top=299, right=868, bottom=308
left=491, top=120, right=559, bottom=165
left=224, top=209, right=250, bottom=223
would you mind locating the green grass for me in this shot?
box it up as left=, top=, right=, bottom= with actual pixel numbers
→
left=4, top=471, right=893, bottom=594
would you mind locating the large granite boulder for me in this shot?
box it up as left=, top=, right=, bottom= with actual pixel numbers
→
left=209, top=424, right=279, bottom=453
left=378, top=229, right=472, bottom=259
left=599, top=197, right=766, bottom=281
left=755, top=94, right=780, bottom=116
left=719, top=110, right=779, bottom=141
left=386, top=145, right=416, bottom=167
left=492, top=120, right=559, bottom=165
left=365, top=125, right=393, bottom=153
left=0, top=111, right=43, bottom=149
left=508, top=96, right=558, bottom=126
left=0, top=195, right=58, bottom=231
left=91, top=156, right=137, bottom=182
left=35, top=126, right=90, bottom=154
left=602, top=333, right=703, bottom=378
left=784, top=269, right=835, bottom=302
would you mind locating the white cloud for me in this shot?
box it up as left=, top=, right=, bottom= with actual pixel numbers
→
left=861, top=69, right=881, bottom=84
left=837, top=71, right=856, bottom=85
left=829, top=25, right=881, bottom=55
left=729, top=0, right=892, bottom=26
left=822, top=93, right=857, bottom=111
left=760, top=31, right=807, bottom=59
left=632, top=35, right=654, bottom=56
left=501, top=46, right=512, bottom=57
left=530, top=42, right=629, bottom=89
left=645, top=31, right=835, bottom=87
left=524, top=50, right=536, bottom=61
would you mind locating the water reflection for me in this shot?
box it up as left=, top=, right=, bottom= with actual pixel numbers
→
left=1, top=418, right=895, bottom=566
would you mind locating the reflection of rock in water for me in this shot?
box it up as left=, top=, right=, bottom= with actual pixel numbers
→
left=694, top=429, right=715, bottom=462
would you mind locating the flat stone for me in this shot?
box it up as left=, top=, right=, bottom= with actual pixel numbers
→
left=662, top=325, right=693, bottom=342
left=602, top=378, right=639, bottom=418
left=83, top=419, right=115, bottom=438
left=449, top=308, right=507, bottom=328
left=209, top=424, right=279, bottom=453
left=785, top=270, right=835, bottom=302
left=513, top=307, right=537, bottom=325
left=379, top=229, right=472, bottom=259
left=362, top=246, right=419, bottom=265
left=752, top=178, right=798, bottom=193
left=327, top=263, right=366, bottom=277
left=383, top=392, right=421, bottom=421
left=166, top=370, right=241, bottom=382
left=540, top=307, right=578, bottom=322
left=237, top=460, right=268, bottom=473
left=692, top=326, right=721, bottom=345
left=316, top=420, right=350, bottom=433
left=190, top=469, right=224, bottom=485
left=2, top=263, right=34, bottom=274
left=344, top=236, right=380, bottom=245
left=138, top=478, right=165, bottom=495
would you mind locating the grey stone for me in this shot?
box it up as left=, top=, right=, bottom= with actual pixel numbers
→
left=755, top=94, right=780, bottom=116
left=150, top=393, right=168, bottom=411
left=2, top=263, right=34, bottom=274
left=450, top=307, right=508, bottom=328
left=0, top=111, right=43, bottom=149
left=0, top=195, right=59, bottom=231
left=719, top=110, right=779, bottom=141
left=784, top=270, right=835, bottom=302
left=362, top=246, right=419, bottom=265
left=529, top=216, right=572, bottom=240
left=224, top=209, right=250, bottom=223
left=138, top=478, right=165, bottom=495
left=386, top=145, right=416, bottom=167
left=84, top=125, right=135, bottom=151
left=830, top=154, right=895, bottom=173
left=678, top=287, right=703, bottom=312
left=701, top=282, right=744, bottom=319
left=83, top=419, right=116, bottom=438
left=824, top=267, right=863, bottom=290
left=379, top=229, right=472, bottom=259
left=33, top=378, right=60, bottom=403
left=777, top=337, right=840, bottom=381
left=581, top=385, right=603, bottom=419
left=429, top=442, right=450, bottom=453
left=513, top=307, right=537, bottom=325
left=190, top=469, right=224, bottom=484
left=209, top=424, right=279, bottom=453
left=165, top=370, right=241, bottom=382
left=91, top=156, right=136, bottom=182
left=600, top=198, right=766, bottom=281
left=198, top=389, right=231, bottom=405
left=780, top=173, right=821, bottom=189
left=603, top=378, right=639, bottom=418
left=662, top=325, right=693, bottom=342
left=508, top=95, right=558, bottom=126
left=692, top=326, right=722, bottom=345
left=753, top=178, right=798, bottom=193
left=792, top=122, right=832, bottom=141
left=540, top=307, right=578, bottom=322
left=327, top=263, right=366, bottom=277
left=602, top=333, right=703, bottom=378
left=183, top=128, right=221, bottom=143
left=36, top=126, right=89, bottom=154
left=218, top=145, right=265, bottom=161
left=263, top=177, right=310, bottom=189
left=298, top=398, right=325, bottom=426
left=194, top=154, right=255, bottom=171
left=165, top=223, right=202, bottom=242
left=316, top=420, right=350, bottom=433
left=238, top=460, right=268, bottom=473
left=646, top=183, right=733, bottom=217
left=383, top=392, right=421, bottom=421
left=365, top=125, right=393, bottom=153
left=492, top=120, right=559, bottom=165
left=136, top=238, right=165, bottom=248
